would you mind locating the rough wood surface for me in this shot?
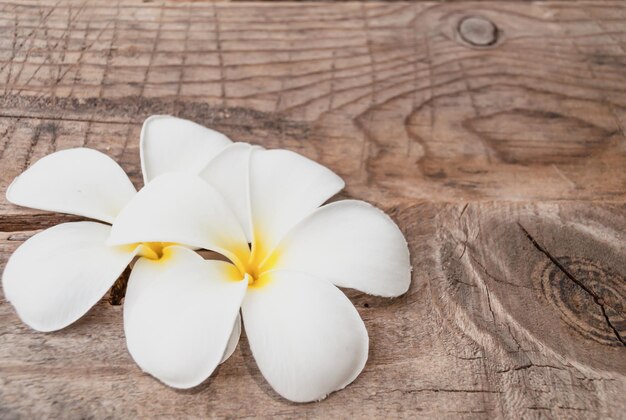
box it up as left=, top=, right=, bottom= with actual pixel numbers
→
left=0, top=1, right=625, bottom=418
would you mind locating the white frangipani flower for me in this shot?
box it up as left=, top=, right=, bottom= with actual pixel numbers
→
left=108, top=132, right=412, bottom=402
left=2, top=116, right=240, bottom=355
left=3, top=115, right=411, bottom=403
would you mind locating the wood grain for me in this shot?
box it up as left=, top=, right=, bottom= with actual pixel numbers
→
left=0, top=0, right=624, bottom=418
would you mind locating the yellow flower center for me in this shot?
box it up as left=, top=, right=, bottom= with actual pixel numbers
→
left=135, top=242, right=175, bottom=260
left=235, top=232, right=281, bottom=288
left=124, top=234, right=280, bottom=289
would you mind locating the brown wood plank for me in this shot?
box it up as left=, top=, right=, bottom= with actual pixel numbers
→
left=0, top=0, right=625, bottom=218
left=1, top=201, right=625, bottom=417
left=0, top=0, right=625, bottom=418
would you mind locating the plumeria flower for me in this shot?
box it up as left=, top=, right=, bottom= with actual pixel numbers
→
left=107, top=133, right=412, bottom=402
left=2, top=116, right=242, bottom=357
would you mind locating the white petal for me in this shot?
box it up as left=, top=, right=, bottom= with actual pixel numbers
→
left=271, top=200, right=411, bottom=297
left=124, top=246, right=247, bottom=388
left=108, top=172, right=250, bottom=268
left=199, top=143, right=258, bottom=241
left=140, top=116, right=232, bottom=184
left=242, top=270, right=368, bottom=402
left=249, top=149, right=344, bottom=262
left=7, top=148, right=136, bottom=223
left=2, top=222, right=136, bottom=332
left=221, top=313, right=241, bottom=363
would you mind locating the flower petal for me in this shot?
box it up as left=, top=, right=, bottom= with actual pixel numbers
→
left=7, top=148, right=136, bottom=223
left=242, top=270, right=368, bottom=402
left=108, top=172, right=250, bottom=268
left=271, top=200, right=411, bottom=297
left=124, top=246, right=247, bottom=388
left=248, top=149, right=344, bottom=263
left=221, top=313, right=241, bottom=363
left=140, top=115, right=232, bottom=184
left=199, top=142, right=258, bottom=241
left=2, top=222, right=136, bottom=332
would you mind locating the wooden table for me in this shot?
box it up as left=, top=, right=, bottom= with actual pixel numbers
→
left=1, top=0, right=624, bottom=417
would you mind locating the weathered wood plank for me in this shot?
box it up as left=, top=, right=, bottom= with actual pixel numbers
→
left=0, top=0, right=625, bottom=221
left=0, top=0, right=625, bottom=418
left=1, top=202, right=624, bottom=418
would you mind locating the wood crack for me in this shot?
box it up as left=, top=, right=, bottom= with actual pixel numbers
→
left=497, top=362, right=565, bottom=373
left=469, top=253, right=537, bottom=291
left=381, top=388, right=501, bottom=395
left=517, top=222, right=625, bottom=346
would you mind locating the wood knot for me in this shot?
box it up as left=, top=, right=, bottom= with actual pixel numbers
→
left=458, top=16, right=498, bottom=47
left=533, top=257, right=625, bottom=347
